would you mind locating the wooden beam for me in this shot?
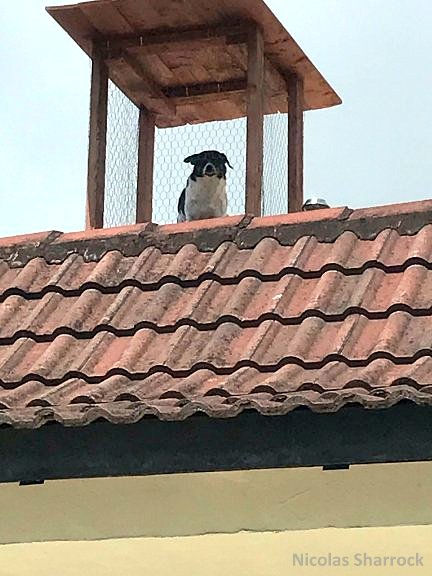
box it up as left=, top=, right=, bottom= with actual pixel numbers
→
left=107, top=53, right=176, bottom=118
left=163, top=78, right=246, bottom=100
left=98, top=23, right=248, bottom=55
left=245, top=25, right=265, bottom=216
left=264, top=58, right=289, bottom=96
left=287, top=73, right=304, bottom=213
left=136, top=108, right=155, bottom=223
left=3, top=404, right=432, bottom=484
left=171, top=92, right=243, bottom=107
left=86, top=46, right=108, bottom=229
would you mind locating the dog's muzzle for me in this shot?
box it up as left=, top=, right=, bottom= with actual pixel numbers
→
left=204, top=163, right=216, bottom=176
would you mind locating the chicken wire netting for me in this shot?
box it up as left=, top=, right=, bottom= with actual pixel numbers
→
left=104, top=82, right=288, bottom=227
left=104, top=81, right=139, bottom=228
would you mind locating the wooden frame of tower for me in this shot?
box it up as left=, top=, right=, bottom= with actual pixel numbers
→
left=47, top=0, right=341, bottom=229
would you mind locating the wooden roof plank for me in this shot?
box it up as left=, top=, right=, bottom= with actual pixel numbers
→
left=136, top=52, right=176, bottom=87
left=46, top=4, right=96, bottom=53
left=81, top=2, right=135, bottom=34
left=181, top=0, right=228, bottom=86
left=112, top=2, right=180, bottom=108
left=114, top=0, right=162, bottom=26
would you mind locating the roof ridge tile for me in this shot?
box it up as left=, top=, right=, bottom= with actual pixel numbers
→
left=2, top=198, right=432, bottom=267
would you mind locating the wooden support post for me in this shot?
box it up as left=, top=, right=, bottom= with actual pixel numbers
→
left=86, top=46, right=108, bottom=229
left=245, top=25, right=264, bottom=216
left=136, top=107, right=156, bottom=223
left=287, top=73, right=304, bottom=213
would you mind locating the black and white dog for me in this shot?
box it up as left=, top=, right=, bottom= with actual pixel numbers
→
left=177, top=150, right=232, bottom=223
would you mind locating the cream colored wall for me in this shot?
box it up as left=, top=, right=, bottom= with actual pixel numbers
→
left=1, top=461, right=432, bottom=544
left=1, top=526, right=431, bottom=576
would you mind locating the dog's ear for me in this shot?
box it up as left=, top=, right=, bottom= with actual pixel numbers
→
left=221, top=153, right=233, bottom=169
left=184, top=154, right=201, bottom=165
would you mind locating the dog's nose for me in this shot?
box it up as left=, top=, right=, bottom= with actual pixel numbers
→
left=204, top=163, right=216, bottom=175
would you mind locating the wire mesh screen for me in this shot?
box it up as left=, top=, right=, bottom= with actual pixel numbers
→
left=263, top=113, right=288, bottom=215
left=104, top=83, right=288, bottom=226
left=153, top=118, right=246, bottom=223
left=104, top=81, right=139, bottom=227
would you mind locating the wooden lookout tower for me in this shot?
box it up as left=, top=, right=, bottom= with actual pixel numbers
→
left=47, top=0, right=341, bottom=229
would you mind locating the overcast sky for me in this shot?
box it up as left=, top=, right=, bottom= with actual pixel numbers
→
left=1, top=1, right=431, bottom=236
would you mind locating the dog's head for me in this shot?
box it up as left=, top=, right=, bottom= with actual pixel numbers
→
left=184, top=150, right=233, bottom=180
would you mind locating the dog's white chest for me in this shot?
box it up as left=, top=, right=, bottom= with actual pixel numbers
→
left=184, top=176, right=227, bottom=220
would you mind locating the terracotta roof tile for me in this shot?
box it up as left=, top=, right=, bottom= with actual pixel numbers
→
left=0, top=231, right=60, bottom=248
left=0, top=201, right=432, bottom=428
left=245, top=206, right=351, bottom=227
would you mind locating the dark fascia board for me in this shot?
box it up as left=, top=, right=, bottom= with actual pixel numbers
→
left=2, top=402, right=432, bottom=485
